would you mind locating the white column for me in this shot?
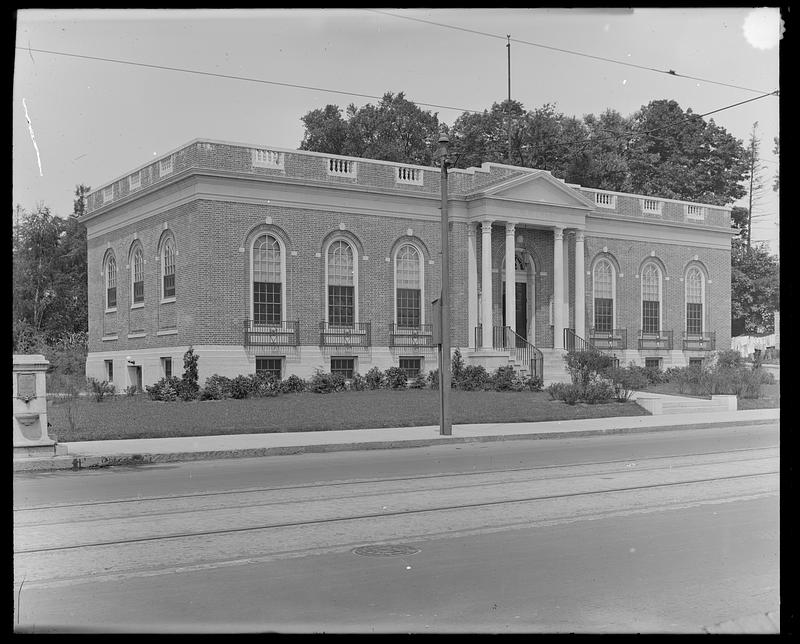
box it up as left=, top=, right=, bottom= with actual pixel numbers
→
left=574, top=230, right=585, bottom=339
left=553, top=226, right=564, bottom=349
left=467, top=224, right=478, bottom=348
left=481, top=220, right=493, bottom=349
left=504, top=221, right=517, bottom=337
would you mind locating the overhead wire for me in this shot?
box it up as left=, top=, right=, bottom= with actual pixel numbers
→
left=367, top=9, right=778, bottom=96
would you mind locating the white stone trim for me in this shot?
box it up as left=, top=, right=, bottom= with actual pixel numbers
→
left=252, top=148, right=285, bottom=170
left=396, top=166, right=424, bottom=185
left=157, top=329, right=179, bottom=336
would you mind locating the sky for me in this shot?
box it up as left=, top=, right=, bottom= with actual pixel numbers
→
left=13, top=8, right=782, bottom=254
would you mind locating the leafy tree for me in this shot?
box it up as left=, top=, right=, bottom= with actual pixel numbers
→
left=449, top=100, right=525, bottom=169
left=731, top=240, right=780, bottom=335
left=300, top=92, right=440, bottom=166
left=13, top=184, right=89, bottom=350
left=626, top=100, right=748, bottom=205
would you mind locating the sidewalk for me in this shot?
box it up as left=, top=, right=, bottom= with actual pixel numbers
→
left=13, top=407, right=779, bottom=473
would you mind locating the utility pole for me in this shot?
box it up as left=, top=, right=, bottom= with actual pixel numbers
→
left=437, top=132, right=452, bottom=436
left=507, top=35, right=512, bottom=164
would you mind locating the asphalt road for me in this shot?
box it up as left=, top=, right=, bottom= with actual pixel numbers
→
left=13, top=424, right=780, bottom=633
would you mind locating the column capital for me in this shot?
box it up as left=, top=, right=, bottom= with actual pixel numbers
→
left=505, top=221, right=517, bottom=236
left=553, top=225, right=564, bottom=241
left=575, top=229, right=585, bottom=243
left=480, top=220, right=494, bottom=234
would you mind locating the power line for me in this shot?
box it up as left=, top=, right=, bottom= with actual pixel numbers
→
left=368, top=9, right=778, bottom=96
left=17, top=46, right=482, bottom=115
left=17, top=45, right=777, bottom=161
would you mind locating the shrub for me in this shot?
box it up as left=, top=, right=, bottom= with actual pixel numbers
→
left=671, top=365, right=712, bottom=396
left=179, top=346, right=200, bottom=400
left=408, top=375, right=427, bottom=389
left=457, top=365, right=489, bottom=391
left=559, top=383, right=582, bottom=405
left=308, top=369, right=346, bottom=394
left=490, top=365, right=517, bottom=391
left=545, top=382, right=569, bottom=401
left=564, top=350, right=615, bottom=387
left=350, top=372, right=367, bottom=391
left=526, top=375, right=544, bottom=392
left=714, top=349, right=744, bottom=370
left=279, top=374, right=306, bottom=394
left=384, top=366, right=408, bottom=389
left=146, top=376, right=181, bottom=401
left=124, top=385, right=139, bottom=397
left=200, top=374, right=232, bottom=400
left=451, top=348, right=465, bottom=384
left=608, top=365, right=649, bottom=391
left=365, top=366, right=386, bottom=390
left=87, top=377, right=115, bottom=402
left=427, top=368, right=439, bottom=390
left=229, top=375, right=254, bottom=399
left=582, top=373, right=616, bottom=404
left=250, top=372, right=280, bottom=398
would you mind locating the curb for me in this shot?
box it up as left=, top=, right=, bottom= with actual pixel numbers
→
left=13, top=417, right=778, bottom=473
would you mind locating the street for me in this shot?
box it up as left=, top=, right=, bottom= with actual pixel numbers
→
left=13, top=424, right=779, bottom=633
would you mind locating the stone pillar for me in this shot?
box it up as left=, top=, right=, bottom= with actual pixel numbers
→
left=467, top=223, right=478, bottom=348
left=13, top=354, right=67, bottom=457
left=481, top=220, right=494, bottom=349
left=504, top=221, right=517, bottom=336
left=553, top=226, right=564, bottom=348
left=575, top=229, right=586, bottom=339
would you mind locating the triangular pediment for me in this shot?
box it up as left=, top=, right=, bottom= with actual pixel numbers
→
left=469, top=170, right=594, bottom=210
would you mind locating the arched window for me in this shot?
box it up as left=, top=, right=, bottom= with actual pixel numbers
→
left=131, top=244, right=144, bottom=305
left=395, top=244, right=423, bottom=328
left=105, top=254, right=117, bottom=310
left=685, top=266, right=705, bottom=335
left=161, top=236, right=176, bottom=299
left=641, top=262, right=662, bottom=334
left=327, top=239, right=355, bottom=326
left=593, top=258, right=615, bottom=333
left=252, top=234, right=283, bottom=325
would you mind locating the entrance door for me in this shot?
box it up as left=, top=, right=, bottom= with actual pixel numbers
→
left=502, top=282, right=528, bottom=345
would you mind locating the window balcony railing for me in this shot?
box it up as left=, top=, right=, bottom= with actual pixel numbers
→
left=682, top=331, right=716, bottom=351
left=589, top=328, right=628, bottom=350
left=244, top=320, right=300, bottom=347
left=638, top=330, right=674, bottom=350
left=319, top=321, right=371, bottom=347
left=389, top=323, right=434, bottom=348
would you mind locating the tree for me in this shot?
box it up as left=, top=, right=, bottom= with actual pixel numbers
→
left=626, top=100, right=748, bottom=205
left=744, top=122, right=768, bottom=249
left=772, top=136, right=779, bottom=192
left=300, top=92, right=440, bottom=166
left=12, top=184, right=90, bottom=349
left=731, top=240, right=780, bottom=336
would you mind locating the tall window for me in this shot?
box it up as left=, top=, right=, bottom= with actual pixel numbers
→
left=686, top=266, right=704, bottom=335
left=253, top=234, right=282, bottom=325
left=396, top=244, right=422, bottom=328
left=641, top=263, right=661, bottom=334
left=593, top=259, right=614, bottom=332
left=105, top=255, right=117, bottom=309
left=131, top=245, right=144, bottom=304
left=327, top=240, right=355, bottom=326
left=162, top=237, right=176, bottom=299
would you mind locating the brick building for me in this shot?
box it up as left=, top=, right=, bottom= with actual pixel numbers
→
left=81, top=138, right=733, bottom=389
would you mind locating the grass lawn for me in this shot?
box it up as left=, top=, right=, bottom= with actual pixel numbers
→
left=47, top=389, right=649, bottom=442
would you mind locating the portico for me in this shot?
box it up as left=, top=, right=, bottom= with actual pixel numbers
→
left=464, top=170, right=594, bottom=352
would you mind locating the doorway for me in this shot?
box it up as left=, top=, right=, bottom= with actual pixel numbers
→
left=127, top=365, right=142, bottom=392
left=503, top=282, right=528, bottom=344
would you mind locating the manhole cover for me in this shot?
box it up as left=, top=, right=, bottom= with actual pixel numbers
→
left=352, top=544, right=420, bottom=557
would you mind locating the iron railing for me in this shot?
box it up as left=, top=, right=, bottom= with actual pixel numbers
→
left=682, top=331, right=716, bottom=351
left=389, top=323, right=434, bottom=348
left=244, top=320, right=300, bottom=347
left=638, top=330, right=674, bottom=350
left=564, top=328, right=620, bottom=367
left=588, top=327, right=627, bottom=350
left=475, top=325, right=544, bottom=379
left=319, top=321, right=371, bottom=347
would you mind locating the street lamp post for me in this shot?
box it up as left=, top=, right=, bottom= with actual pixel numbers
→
left=437, top=133, right=452, bottom=436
